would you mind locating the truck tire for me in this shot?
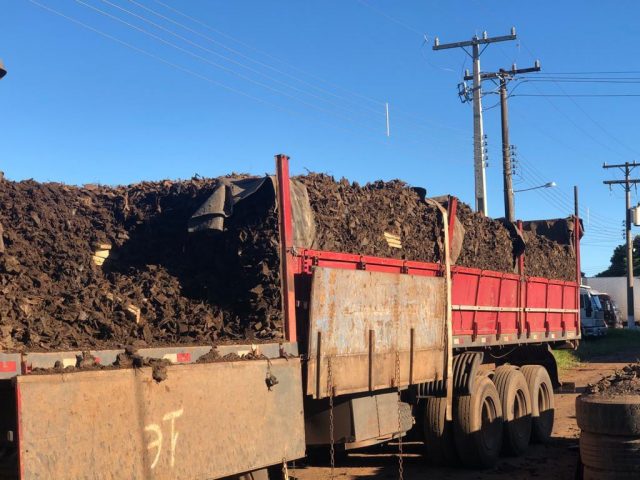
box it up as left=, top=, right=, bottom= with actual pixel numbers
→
left=521, top=365, right=554, bottom=443
left=576, top=395, right=640, bottom=436
left=493, top=366, right=532, bottom=456
left=453, top=375, right=503, bottom=468
left=422, top=396, right=457, bottom=465
left=580, top=431, right=640, bottom=472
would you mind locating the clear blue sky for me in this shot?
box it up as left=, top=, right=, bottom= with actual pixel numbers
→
left=2, top=0, right=639, bottom=276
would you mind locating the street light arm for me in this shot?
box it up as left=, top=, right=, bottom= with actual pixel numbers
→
left=513, top=181, right=556, bottom=193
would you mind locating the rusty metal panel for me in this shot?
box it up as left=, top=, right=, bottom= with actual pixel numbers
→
left=307, top=267, right=446, bottom=398
left=17, top=359, right=305, bottom=479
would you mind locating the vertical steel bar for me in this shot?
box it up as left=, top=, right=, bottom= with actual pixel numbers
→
left=275, top=154, right=298, bottom=342
left=315, top=331, right=322, bottom=398
left=368, top=329, right=375, bottom=392
left=574, top=186, right=582, bottom=335
left=517, top=220, right=525, bottom=338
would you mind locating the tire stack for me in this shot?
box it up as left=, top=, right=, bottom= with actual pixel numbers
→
left=576, top=394, right=640, bottom=479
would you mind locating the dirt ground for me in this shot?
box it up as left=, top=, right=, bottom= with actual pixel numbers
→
left=294, top=351, right=637, bottom=480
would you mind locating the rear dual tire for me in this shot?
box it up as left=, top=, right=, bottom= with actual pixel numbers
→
left=521, top=365, right=554, bottom=443
left=494, top=366, right=533, bottom=456
left=422, top=396, right=457, bottom=466
left=453, top=375, right=503, bottom=468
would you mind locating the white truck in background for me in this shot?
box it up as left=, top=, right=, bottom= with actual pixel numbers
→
left=580, top=286, right=608, bottom=337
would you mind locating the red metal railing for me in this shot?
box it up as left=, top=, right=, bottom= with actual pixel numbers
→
left=274, top=155, right=580, bottom=346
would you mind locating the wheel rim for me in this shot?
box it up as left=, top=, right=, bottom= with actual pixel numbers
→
left=480, top=396, right=501, bottom=450
left=538, top=383, right=550, bottom=413
left=512, top=388, right=529, bottom=442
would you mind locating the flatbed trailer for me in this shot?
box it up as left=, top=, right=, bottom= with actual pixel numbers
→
left=0, top=154, right=581, bottom=478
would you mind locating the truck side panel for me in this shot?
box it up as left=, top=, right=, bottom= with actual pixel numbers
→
left=306, top=267, right=446, bottom=398
left=16, top=359, right=305, bottom=479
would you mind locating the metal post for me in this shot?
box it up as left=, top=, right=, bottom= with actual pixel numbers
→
left=433, top=29, right=518, bottom=216
left=472, top=42, right=487, bottom=216
left=275, top=154, right=298, bottom=341
left=603, top=162, right=640, bottom=328
left=625, top=163, right=636, bottom=328
left=500, top=74, right=515, bottom=223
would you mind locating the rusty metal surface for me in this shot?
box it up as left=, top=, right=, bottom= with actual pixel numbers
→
left=307, top=267, right=446, bottom=398
left=17, top=358, right=305, bottom=479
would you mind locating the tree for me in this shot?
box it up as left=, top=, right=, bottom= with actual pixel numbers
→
left=596, top=235, right=640, bottom=277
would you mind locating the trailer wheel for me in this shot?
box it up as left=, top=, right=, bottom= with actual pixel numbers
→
left=493, top=366, right=532, bottom=456
left=521, top=365, right=554, bottom=443
left=422, top=396, right=457, bottom=465
left=453, top=375, right=503, bottom=468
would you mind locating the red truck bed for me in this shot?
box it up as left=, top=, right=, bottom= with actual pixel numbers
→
left=276, top=156, right=581, bottom=351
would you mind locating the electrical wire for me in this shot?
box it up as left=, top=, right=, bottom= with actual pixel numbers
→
left=515, top=93, right=640, bottom=97
left=98, top=0, right=390, bottom=125
left=152, top=0, right=384, bottom=107
left=147, top=0, right=470, bottom=139
left=26, top=0, right=396, bottom=147
left=72, top=0, right=389, bottom=136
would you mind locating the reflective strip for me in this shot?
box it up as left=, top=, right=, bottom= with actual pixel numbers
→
left=176, top=353, right=191, bottom=363
left=0, top=361, right=17, bottom=372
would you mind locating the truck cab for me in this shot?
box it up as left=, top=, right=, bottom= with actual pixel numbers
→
left=594, top=291, right=622, bottom=328
left=580, top=286, right=607, bottom=337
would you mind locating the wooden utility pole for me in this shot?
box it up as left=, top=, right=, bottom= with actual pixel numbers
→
left=463, top=63, right=540, bottom=222
left=433, top=28, right=517, bottom=216
left=603, top=161, right=640, bottom=329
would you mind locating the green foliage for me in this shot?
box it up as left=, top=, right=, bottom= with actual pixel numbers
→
left=552, top=328, right=640, bottom=371
left=596, top=235, right=640, bottom=277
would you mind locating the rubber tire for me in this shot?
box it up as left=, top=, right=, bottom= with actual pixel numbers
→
left=493, top=366, right=532, bottom=456
left=453, top=375, right=503, bottom=468
left=580, top=431, right=640, bottom=472
left=583, top=465, right=640, bottom=480
left=521, top=365, right=554, bottom=443
left=576, top=394, right=640, bottom=436
left=422, top=396, right=457, bottom=466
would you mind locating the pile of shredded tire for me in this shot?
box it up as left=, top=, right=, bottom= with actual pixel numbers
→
left=587, top=363, right=640, bottom=397
left=0, top=177, right=281, bottom=351
left=0, top=172, right=575, bottom=352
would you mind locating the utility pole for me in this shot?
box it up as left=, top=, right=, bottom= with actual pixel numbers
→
left=463, top=62, right=541, bottom=222
left=603, top=161, right=640, bottom=329
left=433, top=28, right=517, bottom=216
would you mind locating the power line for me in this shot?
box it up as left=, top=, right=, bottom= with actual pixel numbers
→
left=26, top=0, right=395, bottom=147
left=98, top=0, right=388, bottom=125
left=152, top=0, right=384, bottom=107
left=126, top=0, right=389, bottom=117
left=355, top=0, right=425, bottom=37
left=515, top=93, right=640, bottom=97
left=147, top=0, right=469, bottom=138
left=73, top=0, right=389, bottom=136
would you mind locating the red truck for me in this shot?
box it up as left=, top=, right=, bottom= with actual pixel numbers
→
left=0, top=154, right=580, bottom=478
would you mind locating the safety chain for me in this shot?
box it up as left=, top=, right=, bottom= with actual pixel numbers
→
left=395, top=352, right=404, bottom=480
left=327, top=356, right=335, bottom=479
left=281, top=458, right=289, bottom=480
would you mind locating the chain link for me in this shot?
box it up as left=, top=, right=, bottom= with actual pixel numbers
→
left=395, top=351, right=404, bottom=480
left=327, top=356, right=335, bottom=479
left=281, top=458, right=289, bottom=480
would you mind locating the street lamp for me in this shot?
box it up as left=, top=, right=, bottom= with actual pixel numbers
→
left=0, top=59, right=6, bottom=79
left=513, top=181, right=556, bottom=193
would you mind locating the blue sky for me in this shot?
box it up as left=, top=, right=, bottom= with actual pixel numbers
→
left=2, top=0, right=639, bottom=275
